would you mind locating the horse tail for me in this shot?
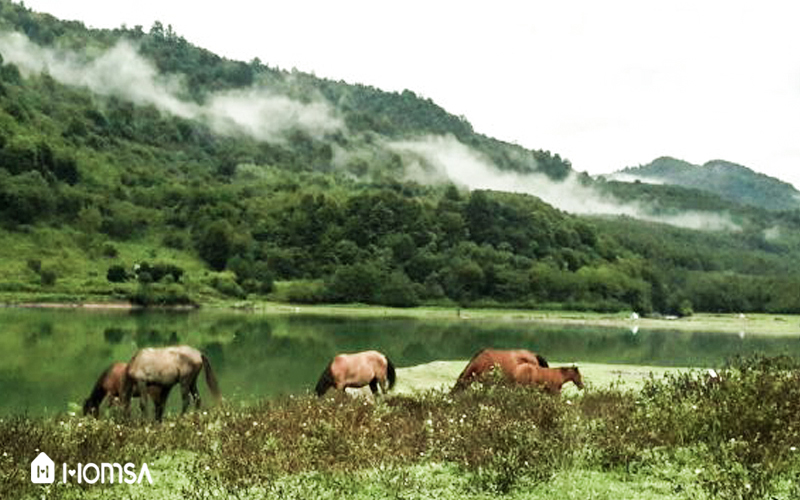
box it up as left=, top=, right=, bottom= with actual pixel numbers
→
left=201, top=354, right=222, bottom=403
left=83, top=365, right=112, bottom=416
left=385, top=357, right=397, bottom=390
left=315, top=363, right=335, bottom=397
left=536, top=353, right=549, bottom=368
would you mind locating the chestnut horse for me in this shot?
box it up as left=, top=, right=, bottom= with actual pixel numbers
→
left=315, top=350, right=396, bottom=397
left=83, top=362, right=156, bottom=417
left=451, top=348, right=549, bottom=393
left=513, top=363, right=584, bottom=394
left=122, top=345, right=221, bottom=421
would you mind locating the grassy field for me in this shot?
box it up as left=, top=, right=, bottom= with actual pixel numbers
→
left=4, top=356, right=799, bottom=500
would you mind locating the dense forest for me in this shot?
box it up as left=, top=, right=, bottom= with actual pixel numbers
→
left=1, top=1, right=800, bottom=315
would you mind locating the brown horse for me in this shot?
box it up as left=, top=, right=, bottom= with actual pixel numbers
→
left=122, top=345, right=221, bottom=421
left=451, top=348, right=549, bottom=393
left=315, top=350, right=396, bottom=397
left=513, top=363, right=584, bottom=394
left=83, top=362, right=155, bottom=417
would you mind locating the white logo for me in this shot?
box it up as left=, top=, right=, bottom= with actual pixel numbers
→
left=30, top=451, right=153, bottom=485
left=31, top=452, right=55, bottom=484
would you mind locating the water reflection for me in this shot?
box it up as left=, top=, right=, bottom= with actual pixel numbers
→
left=0, top=308, right=798, bottom=416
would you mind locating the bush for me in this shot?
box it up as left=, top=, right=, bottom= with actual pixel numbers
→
left=135, top=261, right=185, bottom=283
left=228, top=255, right=274, bottom=294
left=106, top=264, right=129, bottom=283
left=282, top=280, right=327, bottom=304
left=128, top=283, right=196, bottom=307
left=101, top=242, right=119, bottom=258
left=377, top=270, right=420, bottom=308
left=39, top=268, right=57, bottom=286
left=589, top=355, right=800, bottom=499
left=209, top=273, right=246, bottom=298
left=325, top=262, right=382, bottom=303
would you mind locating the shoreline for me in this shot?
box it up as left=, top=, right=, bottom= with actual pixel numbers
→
left=2, top=298, right=799, bottom=335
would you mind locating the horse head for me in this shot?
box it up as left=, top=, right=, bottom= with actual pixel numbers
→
left=567, top=367, right=584, bottom=389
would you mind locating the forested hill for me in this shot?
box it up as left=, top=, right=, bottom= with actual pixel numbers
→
left=2, top=1, right=800, bottom=316
left=611, top=156, right=800, bottom=211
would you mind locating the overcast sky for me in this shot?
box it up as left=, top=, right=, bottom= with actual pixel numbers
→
left=16, top=0, right=800, bottom=188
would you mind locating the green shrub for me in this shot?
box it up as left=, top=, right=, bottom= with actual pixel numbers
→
left=209, top=273, right=245, bottom=299
left=128, top=283, right=195, bottom=307
left=106, top=264, right=129, bottom=283
left=282, top=280, right=327, bottom=304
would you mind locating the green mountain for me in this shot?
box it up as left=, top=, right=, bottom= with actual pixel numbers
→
left=611, top=156, right=800, bottom=211
left=1, top=1, right=800, bottom=315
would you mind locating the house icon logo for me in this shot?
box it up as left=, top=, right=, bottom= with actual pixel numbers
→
left=31, top=452, right=55, bottom=484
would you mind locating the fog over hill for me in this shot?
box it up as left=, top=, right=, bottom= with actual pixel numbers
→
left=0, top=32, right=344, bottom=142
left=390, top=136, right=741, bottom=231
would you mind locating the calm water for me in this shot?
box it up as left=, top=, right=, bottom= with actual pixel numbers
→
left=1, top=308, right=799, bottom=416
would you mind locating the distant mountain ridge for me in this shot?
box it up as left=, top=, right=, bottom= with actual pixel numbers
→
left=610, top=157, right=800, bottom=211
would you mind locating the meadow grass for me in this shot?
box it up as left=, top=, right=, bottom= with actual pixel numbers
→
left=2, top=356, right=799, bottom=500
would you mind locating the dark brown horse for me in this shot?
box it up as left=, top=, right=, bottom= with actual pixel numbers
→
left=513, top=363, right=584, bottom=394
left=316, top=350, right=396, bottom=397
left=122, top=345, right=221, bottom=421
left=83, top=362, right=155, bottom=417
left=451, top=348, right=549, bottom=393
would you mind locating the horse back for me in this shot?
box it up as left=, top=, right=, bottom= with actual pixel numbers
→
left=329, top=350, right=389, bottom=389
left=464, top=349, right=544, bottom=379
left=127, top=346, right=197, bottom=384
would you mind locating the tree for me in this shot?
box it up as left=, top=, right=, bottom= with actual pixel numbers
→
left=326, top=262, right=382, bottom=304
left=377, top=270, right=420, bottom=307
left=107, top=264, right=129, bottom=283
left=195, top=220, right=237, bottom=271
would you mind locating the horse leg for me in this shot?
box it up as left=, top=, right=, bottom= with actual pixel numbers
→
left=137, top=381, right=149, bottom=419
left=153, top=387, right=167, bottom=422
left=120, top=376, right=134, bottom=417
left=191, top=378, right=201, bottom=410
left=369, top=377, right=379, bottom=395
left=180, top=380, right=191, bottom=414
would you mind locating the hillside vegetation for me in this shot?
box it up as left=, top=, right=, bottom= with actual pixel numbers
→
left=611, top=156, right=800, bottom=211
left=1, top=1, right=800, bottom=314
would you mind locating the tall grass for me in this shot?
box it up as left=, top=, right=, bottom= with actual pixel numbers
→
left=1, top=355, right=798, bottom=499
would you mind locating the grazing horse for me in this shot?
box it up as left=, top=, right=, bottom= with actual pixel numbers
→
left=451, top=348, right=549, bottom=393
left=315, top=350, right=396, bottom=397
left=513, top=364, right=584, bottom=395
left=83, top=362, right=155, bottom=417
left=122, top=345, right=221, bottom=421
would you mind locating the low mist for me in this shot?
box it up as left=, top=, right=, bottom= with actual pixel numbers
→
left=389, top=135, right=740, bottom=231
left=0, top=32, right=343, bottom=142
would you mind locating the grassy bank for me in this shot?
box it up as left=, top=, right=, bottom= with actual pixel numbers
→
left=190, top=300, right=800, bottom=336
left=5, top=293, right=800, bottom=336
left=2, top=356, right=799, bottom=500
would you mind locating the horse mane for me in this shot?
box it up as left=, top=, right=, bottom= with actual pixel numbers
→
left=451, top=348, right=489, bottom=393
left=315, top=363, right=335, bottom=397
left=201, top=354, right=222, bottom=402
left=466, top=348, right=489, bottom=363
left=385, top=356, right=396, bottom=390
left=83, top=364, right=113, bottom=416
left=536, top=353, right=549, bottom=368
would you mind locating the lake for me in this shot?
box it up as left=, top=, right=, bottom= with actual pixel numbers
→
left=1, top=308, right=798, bottom=416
